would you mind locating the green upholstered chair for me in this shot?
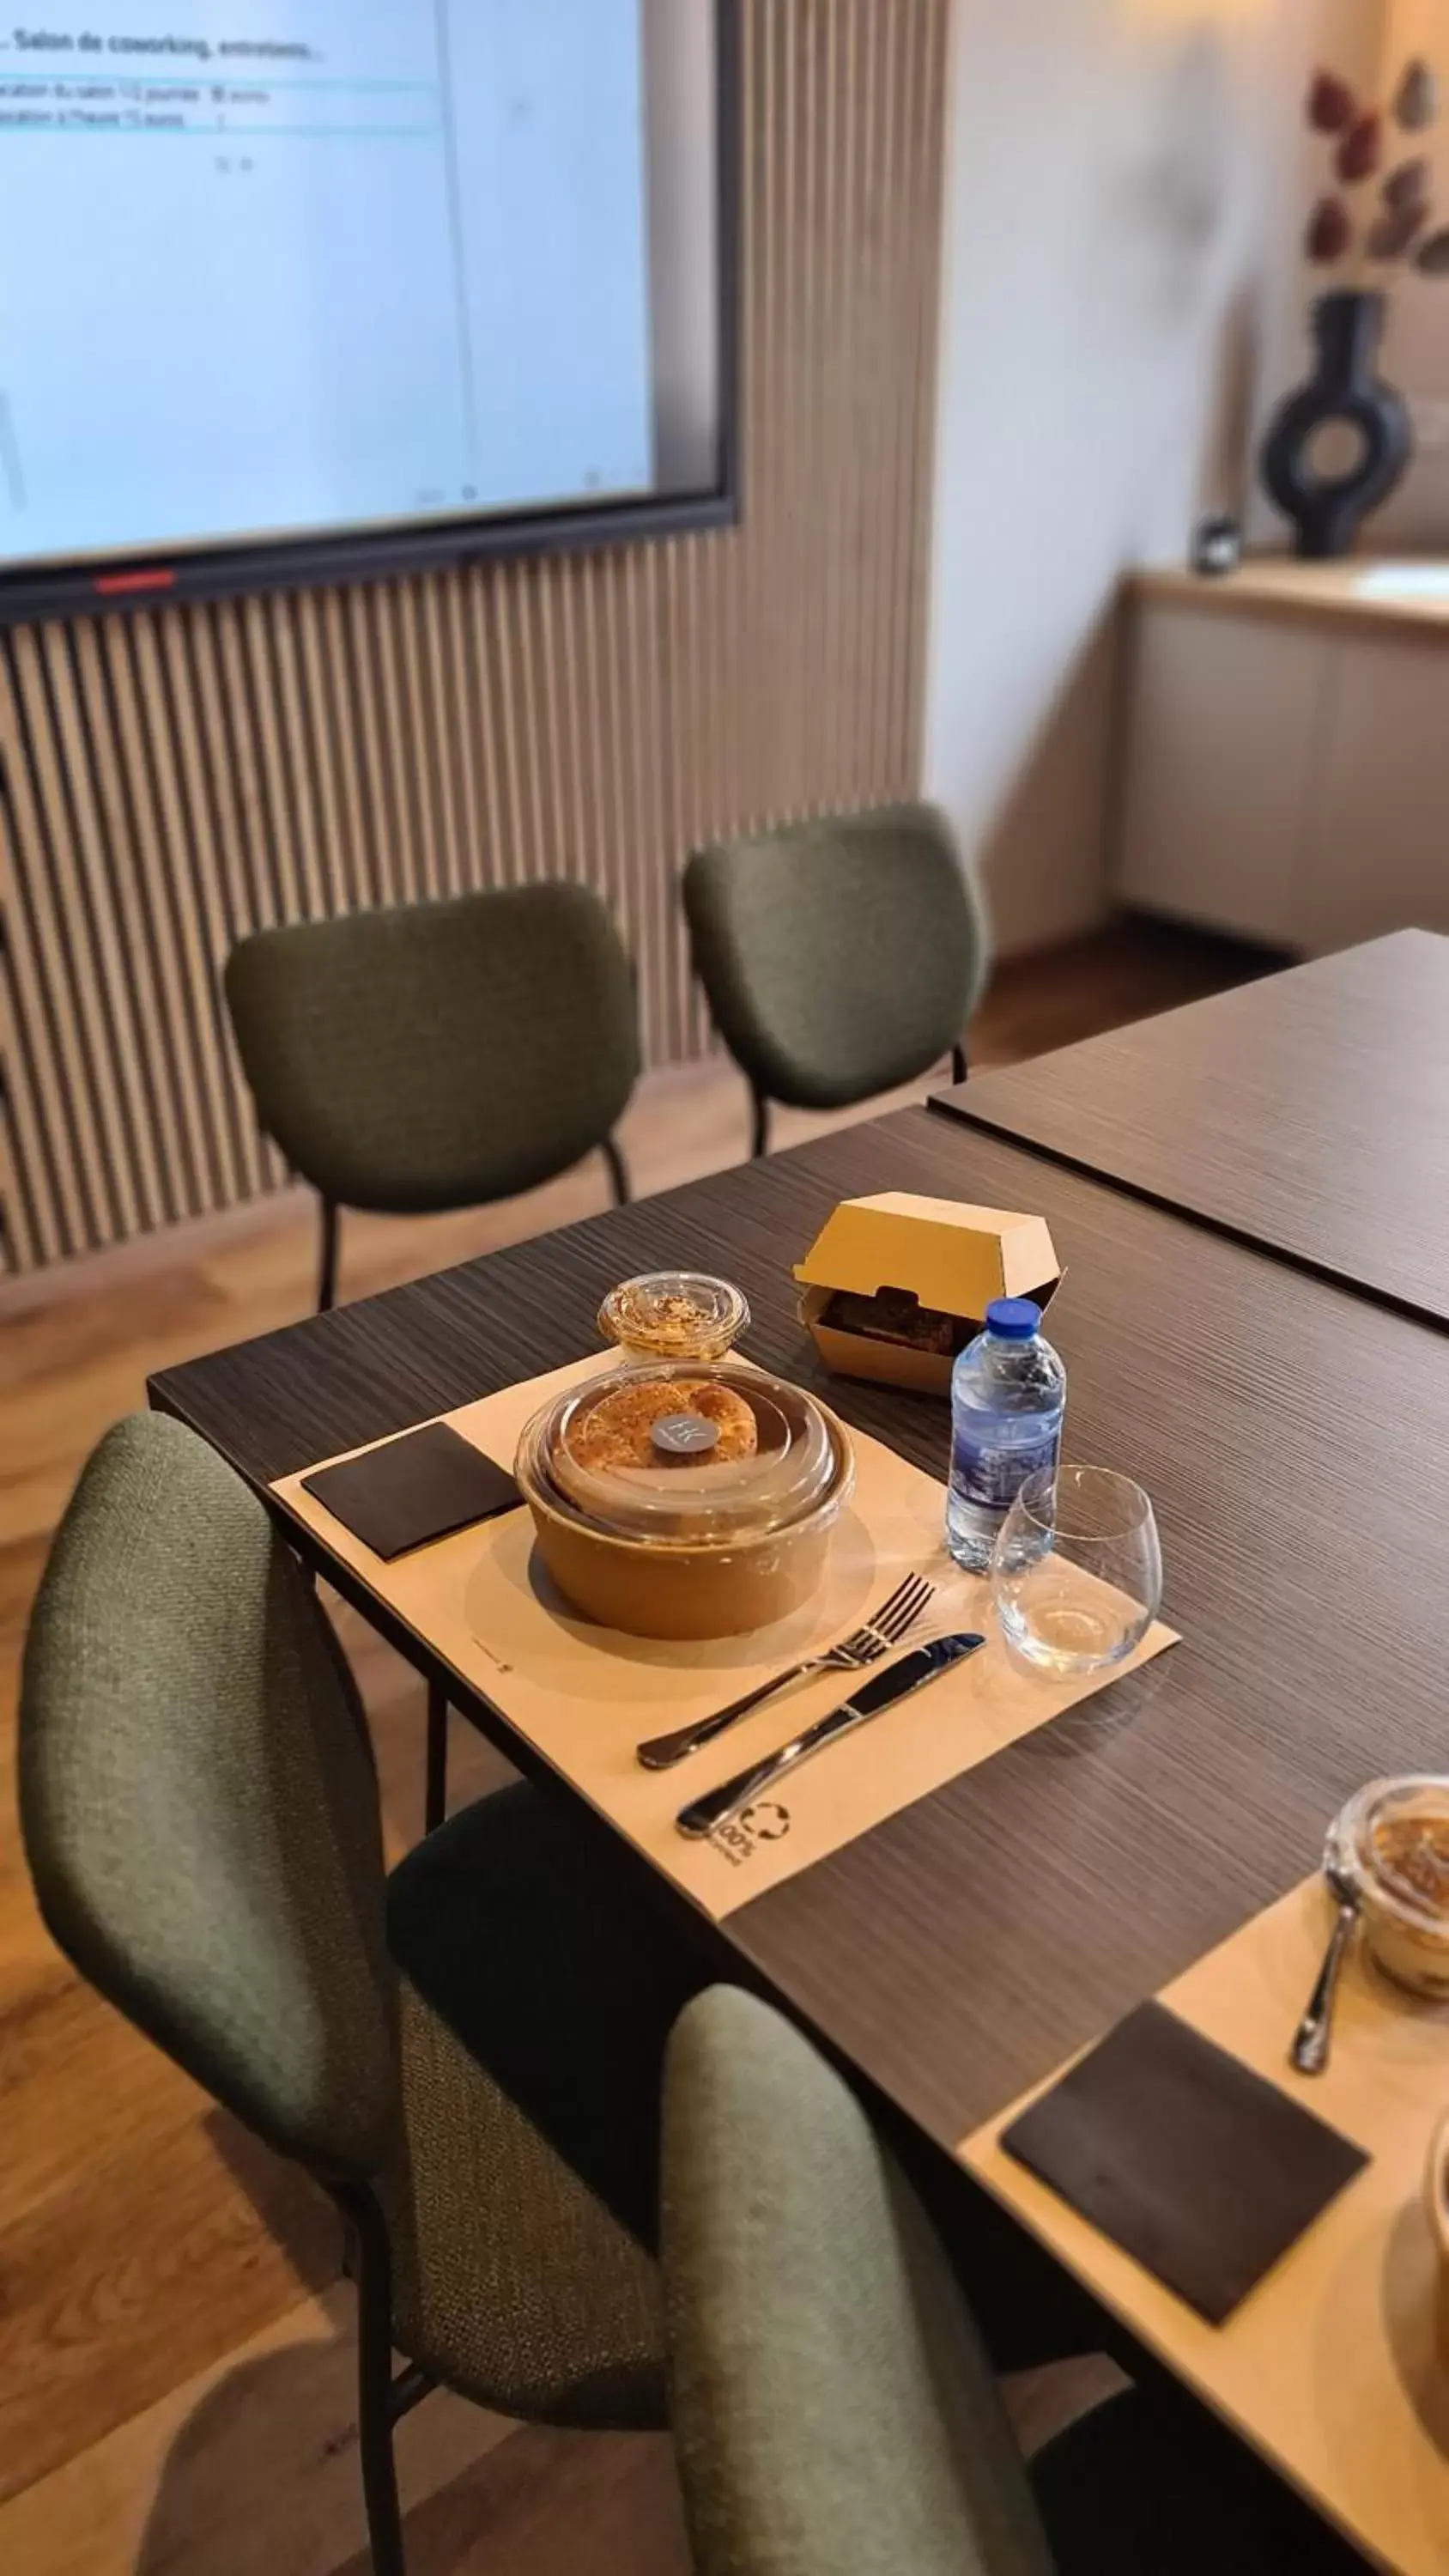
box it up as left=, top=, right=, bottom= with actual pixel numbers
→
left=660, top=1988, right=1366, bottom=2576
left=224, top=880, right=640, bottom=1315
left=19, top=1413, right=705, bottom=2576
left=225, top=878, right=640, bottom=1832
left=682, top=805, right=989, bottom=1157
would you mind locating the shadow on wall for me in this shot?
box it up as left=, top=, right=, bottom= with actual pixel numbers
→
left=970, top=282, right=1261, bottom=961
left=1200, top=283, right=1262, bottom=520
left=1107, top=25, right=1237, bottom=320
left=973, top=609, right=1122, bottom=950
left=926, top=0, right=1282, bottom=955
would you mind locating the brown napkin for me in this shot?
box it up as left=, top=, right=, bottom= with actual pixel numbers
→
left=301, top=1422, right=522, bottom=1560
left=1001, top=2001, right=1368, bottom=2324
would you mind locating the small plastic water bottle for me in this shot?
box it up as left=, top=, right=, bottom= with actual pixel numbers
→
left=945, top=1298, right=1065, bottom=1572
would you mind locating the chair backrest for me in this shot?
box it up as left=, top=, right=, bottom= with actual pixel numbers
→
left=19, top=1413, right=397, bottom=2184
left=661, top=1986, right=1054, bottom=2576
left=683, top=804, right=989, bottom=1111
left=224, top=881, right=640, bottom=1214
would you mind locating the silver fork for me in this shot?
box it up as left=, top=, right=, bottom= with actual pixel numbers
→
left=634, top=1571, right=936, bottom=1770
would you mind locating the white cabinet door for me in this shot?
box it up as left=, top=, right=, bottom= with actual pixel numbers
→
left=1114, top=601, right=1325, bottom=945
left=1302, top=633, right=1449, bottom=952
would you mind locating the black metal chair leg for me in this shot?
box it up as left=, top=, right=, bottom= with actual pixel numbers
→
left=425, top=1679, right=448, bottom=1835
left=347, top=2193, right=408, bottom=2576
left=388, top=2361, right=435, bottom=2422
left=950, top=1043, right=968, bottom=1086
left=317, top=1194, right=341, bottom=1314
left=750, top=1087, right=770, bottom=1159
left=601, top=1135, right=631, bottom=1206
left=358, top=2358, right=407, bottom=2576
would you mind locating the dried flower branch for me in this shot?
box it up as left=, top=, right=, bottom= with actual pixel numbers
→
left=1335, top=109, right=1383, bottom=185
left=1394, top=60, right=1438, bottom=133
left=1367, top=200, right=1428, bottom=259
left=1308, top=70, right=1355, bottom=134
left=1306, top=196, right=1352, bottom=263
left=1305, top=60, right=1442, bottom=276
left=1383, top=156, right=1430, bottom=210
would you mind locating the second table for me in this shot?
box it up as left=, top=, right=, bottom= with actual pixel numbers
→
left=931, top=931, right=1449, bottom=1326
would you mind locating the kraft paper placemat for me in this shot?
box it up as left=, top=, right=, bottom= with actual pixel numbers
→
left=273, top=1352, right=1177, bottom=1920
left=961, top=1880, right=1449, bottom=2576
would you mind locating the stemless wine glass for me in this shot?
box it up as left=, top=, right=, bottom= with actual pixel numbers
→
left=991, top=1464, right=1161, bottom=1676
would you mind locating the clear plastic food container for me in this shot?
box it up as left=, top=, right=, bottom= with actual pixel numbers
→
left=515, top=1352, right=852, bottom=1640
left=1331, top=1775, right=1449, bottom=1997
left=597, top=1271, right=751, bottom=1367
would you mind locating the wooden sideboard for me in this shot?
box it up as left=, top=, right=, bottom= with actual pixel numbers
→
left=1113, top=559, right=1449, bottom=954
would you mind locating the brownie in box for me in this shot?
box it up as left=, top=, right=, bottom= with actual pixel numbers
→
left=794, top=1191, right=1061, bottom=1396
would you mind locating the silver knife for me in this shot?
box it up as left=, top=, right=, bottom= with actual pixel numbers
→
left=675, top=1631, right=987, bottom=1840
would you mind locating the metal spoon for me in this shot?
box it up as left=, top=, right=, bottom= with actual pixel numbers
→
left=1290, top=1843, right=1360, bottom=2077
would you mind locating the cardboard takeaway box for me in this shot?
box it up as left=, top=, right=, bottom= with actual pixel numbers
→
left=794, top=1191, right=1062, bottom=1396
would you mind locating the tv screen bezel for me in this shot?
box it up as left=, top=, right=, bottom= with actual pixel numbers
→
left=0, top=0, right=740, bottom=629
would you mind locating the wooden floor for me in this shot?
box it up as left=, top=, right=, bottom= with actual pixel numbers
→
left=0, top=918, right=1271, bottom=2575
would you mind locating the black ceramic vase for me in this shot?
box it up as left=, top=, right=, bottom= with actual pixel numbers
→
left=1260, top=289, right=1410, bottom=558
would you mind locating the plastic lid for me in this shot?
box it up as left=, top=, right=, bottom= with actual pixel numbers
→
left=597, top=1272, right=749, bottom=1364
left=518, top=1360, right=841, bottom=1546
left=1334, top=1775, right=1449, bottom=1934
left=985, top=1297, right=1041, bottom=1340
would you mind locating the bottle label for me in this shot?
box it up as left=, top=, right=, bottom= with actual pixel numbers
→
left=950, top=1420, right=1061, bottom=1516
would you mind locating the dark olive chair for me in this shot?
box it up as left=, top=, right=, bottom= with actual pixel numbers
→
left=682, top=804, right=989, bottom=1157
left=224, top=880, right=640, bottom=1316
left=225, top=878, right=640, bottom=1832
left=19, top=1413, right=706, bottom=2576
left=661, top=1988, right=1367, bottom=2576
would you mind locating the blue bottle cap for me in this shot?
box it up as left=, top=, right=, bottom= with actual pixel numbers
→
left=985, top=1297, right=1041, bottom=1340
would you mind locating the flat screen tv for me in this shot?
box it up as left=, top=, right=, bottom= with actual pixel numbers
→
left=0, top=0, right=736, bottom=621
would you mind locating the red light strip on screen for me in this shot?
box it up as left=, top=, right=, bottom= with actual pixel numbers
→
left=91, top=567, right=179, bottom=598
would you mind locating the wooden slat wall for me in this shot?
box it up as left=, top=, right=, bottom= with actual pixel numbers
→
left=0, top=0, right=950, bottom=1277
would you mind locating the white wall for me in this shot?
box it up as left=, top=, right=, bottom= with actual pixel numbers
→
left=924, top=0, right=1349, bottom=953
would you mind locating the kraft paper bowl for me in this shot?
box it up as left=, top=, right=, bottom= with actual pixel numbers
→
left=514, top=1368, right=855, bottom=1642
left=1426, top=2111, right=1449, bottom=2368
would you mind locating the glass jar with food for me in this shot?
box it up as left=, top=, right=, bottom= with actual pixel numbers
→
left=1332, top=1775, right=1449, bottom=1997
left=597, top=1271, right=750, bottom=1367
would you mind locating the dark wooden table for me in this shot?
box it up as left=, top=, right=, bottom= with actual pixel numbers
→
left=151, top=1102, right=1449, bottom=2162
left=931, top=931, right=1449, bottom=1327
